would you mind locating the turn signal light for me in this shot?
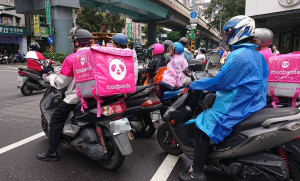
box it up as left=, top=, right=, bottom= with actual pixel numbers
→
left=141, top=98, right=161, bottom=107
left=18, top=71, right=26, bottom=76
left=171, top=119, right=176, bottom=125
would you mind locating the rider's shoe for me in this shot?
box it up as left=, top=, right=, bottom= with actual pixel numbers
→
left=179, top=171, right=207, bottom=181
left=36, top=152, right=59, bottom=161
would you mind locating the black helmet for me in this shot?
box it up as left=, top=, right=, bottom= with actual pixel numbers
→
left=162, top=40, right=173, bottom=53
left=29, top=42, right=40, bottom=51
left=179, top=37, right=189, bottom=46
left=67, top=27, right=93, bottom=47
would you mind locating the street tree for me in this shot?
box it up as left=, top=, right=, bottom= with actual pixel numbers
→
left=167, top=31, right=180, bottom=42
left=76, top=8, right=125, bottom=33
left=203, top=0, right=246, bottom=30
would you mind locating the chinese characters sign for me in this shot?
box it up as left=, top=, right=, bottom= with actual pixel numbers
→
left=0, top=25, right=27, bottom=36
left=33, top=15, right=40, bottom=36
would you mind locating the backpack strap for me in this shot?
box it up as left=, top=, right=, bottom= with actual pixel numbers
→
left=292, top=88, right=300, bottom=108
left=76, top=87, right=88, bottom=113
left=91, top=85, right=103, bottom=117
left=269, top=86, right=280, bottom=108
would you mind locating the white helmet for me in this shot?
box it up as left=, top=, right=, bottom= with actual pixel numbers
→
left=223, top=15, right=255, bottom=45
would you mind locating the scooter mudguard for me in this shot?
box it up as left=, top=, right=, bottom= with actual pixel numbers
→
left=112, top=133, right=133, bottom=156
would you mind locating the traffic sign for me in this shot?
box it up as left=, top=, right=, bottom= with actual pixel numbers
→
left=47, top=36, right=54, bottom=44
left=137, top=42, right=141, bottom=46
left=190, top=11, right=198, bottom=19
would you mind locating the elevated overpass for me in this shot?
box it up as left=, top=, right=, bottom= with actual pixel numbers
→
left=15, top=0, right=219, bottom=53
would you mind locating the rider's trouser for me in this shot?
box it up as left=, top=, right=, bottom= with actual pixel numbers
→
left=193, top=127, right=210, bottom=172
left=48, top=101, right=76, bottom=153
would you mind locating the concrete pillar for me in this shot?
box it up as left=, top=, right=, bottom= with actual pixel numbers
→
left=205, top=38, right=209, bottom=50
left=51, top=6, right=73, bottom=53
left=147, top=21, right=157, bottom=46
left=20, top=36, right=27, bottom=54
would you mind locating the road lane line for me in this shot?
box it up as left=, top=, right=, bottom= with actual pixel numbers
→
left=0, top=132, right=45, bottom=155
left=150, top=154, right=179, bottom=181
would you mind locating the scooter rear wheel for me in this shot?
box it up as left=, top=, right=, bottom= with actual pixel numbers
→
left=21, top=83, right=33, bottom=96
left=41, top=118, right=49, bottom=137
left=137, top=114, right=156, bottom=138
left=157, top=123, right=182, bottom=156
left=99, top=138, right=125, bottom=171
left=288, top=158, right=300, bottom=181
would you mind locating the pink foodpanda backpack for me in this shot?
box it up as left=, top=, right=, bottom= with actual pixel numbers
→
left=267, top=52, right=300, bottom=108
left=73, top=44, right=136, bottom=116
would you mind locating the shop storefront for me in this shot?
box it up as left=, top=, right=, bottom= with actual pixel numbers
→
left=246, top=0, right=300, bottom=53
left=0, top=25, right=27, bottom=55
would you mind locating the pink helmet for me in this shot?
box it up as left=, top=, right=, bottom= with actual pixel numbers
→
left=152, top=43, right=164, bottom=56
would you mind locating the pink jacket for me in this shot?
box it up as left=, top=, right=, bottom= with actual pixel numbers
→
left=162, top=54, right=188, bottom=88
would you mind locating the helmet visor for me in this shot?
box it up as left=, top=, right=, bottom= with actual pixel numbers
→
left=224, top=28, right=235, bottom=44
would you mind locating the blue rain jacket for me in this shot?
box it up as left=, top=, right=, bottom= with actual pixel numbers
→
left=187, top=43, right=269, bottom=144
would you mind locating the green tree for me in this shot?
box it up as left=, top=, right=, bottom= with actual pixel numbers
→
left=203, top=0, right=246, bottom=30
left=167, top=31, right=180, bottom=42
left=76, top=8, right=125, bottom=33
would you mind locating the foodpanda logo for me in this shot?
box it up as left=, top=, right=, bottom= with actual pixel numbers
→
left=282, top=61, right=289, bottom=68
left=108, top=59, right=127, bottom=81
left=80, top=57, right=86, bottom=65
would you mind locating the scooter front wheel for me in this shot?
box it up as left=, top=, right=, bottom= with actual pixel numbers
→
left=137, top=114, right=156, bottom=138
left=41, top=118, right=49, bottom=137
left=157, top=123, right=182, bottom=156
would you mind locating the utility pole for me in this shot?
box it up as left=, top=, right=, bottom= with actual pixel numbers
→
left=219, top=18, right=221, bottom=47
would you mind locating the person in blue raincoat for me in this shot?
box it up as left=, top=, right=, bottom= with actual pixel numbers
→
left=179, top=15, right=269, bottom=181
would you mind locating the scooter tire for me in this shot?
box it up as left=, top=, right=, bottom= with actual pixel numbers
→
left=137, top=114, right=156, bottom=138
left=99, top=138, right=125, bottom=171
left=157, top=123, right=183, bottom=156
left=288, top=157, right=300, bottom=180
left=21, top=83, right=33, bottom=96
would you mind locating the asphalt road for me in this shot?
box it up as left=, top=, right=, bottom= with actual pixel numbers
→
left=0, top=64, right=228, bottom=181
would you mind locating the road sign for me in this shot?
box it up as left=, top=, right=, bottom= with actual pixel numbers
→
left=47, top=36, right=54, bottom=44
left=190, top=11, right=198, bottom=19
left=45, top=1, right=51, bottom=25
left=137, top=42, right=141, bottom=46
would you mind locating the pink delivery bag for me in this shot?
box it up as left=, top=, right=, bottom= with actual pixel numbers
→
left=267, top=52, right=300, bottom=107
left=73, top=44, right=136, bottom=116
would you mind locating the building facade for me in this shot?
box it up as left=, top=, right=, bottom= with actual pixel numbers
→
left=246, top=0, right=300, bottom=53
left=123, top=18, right=146, bottom=45
left=0, top=0, right=27, bottom=55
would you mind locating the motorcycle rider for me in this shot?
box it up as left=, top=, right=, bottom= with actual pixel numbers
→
left=25, top=42, right=52, bottom=74
left=156, top=42, right=188, bottom=99
left=179, top=15, right=269, bottom=181
left=179, top=37, right=192, bottom=61
left=36, top=27, right=94, bottom=161
left=141, top=43, right=167, bottom=84
left=254, top=28, right=274, bottom=63
left=111, top=33, right=138, bottom=84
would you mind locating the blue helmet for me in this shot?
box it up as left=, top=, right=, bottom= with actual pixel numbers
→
left=223, top=15, right=255, bottom=45
left=112, top=33, right=128, bottom=45
left=171, top=42, right=184, bottom=55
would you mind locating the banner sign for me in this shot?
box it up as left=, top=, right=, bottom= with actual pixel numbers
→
left=0, top=25, right=27, bottom=36
left=33, top=15, right=40, bottom=36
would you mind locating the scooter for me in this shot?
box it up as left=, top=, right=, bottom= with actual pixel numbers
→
left=17, top=59, right=53, bottom=96
left=123, top=84, right=162, bottom=138
left=157, top=69, right=300, bottom=180
left=40, top=86, right=132, bottom=170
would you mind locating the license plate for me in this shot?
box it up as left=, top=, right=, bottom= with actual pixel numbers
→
left=110, top=118, right=131, bottom=135
left=17, top=76, right=25, bottom=88
left=151, top=110, right=162, bottom=120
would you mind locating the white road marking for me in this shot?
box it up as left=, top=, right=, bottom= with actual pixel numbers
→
left=0, top=132, right=45, bottom=155
left=150, top=154, right=179, bottom=181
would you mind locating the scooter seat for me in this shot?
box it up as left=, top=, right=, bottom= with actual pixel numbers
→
left=234, top=107, right=300, bottom=132
left=25, top=68, right=42, bottom=76
left=161, top=87, right=185, bottom=101
left=135, top=85, right=148, bottom=93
